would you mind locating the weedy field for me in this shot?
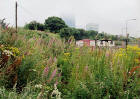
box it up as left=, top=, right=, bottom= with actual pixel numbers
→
left=0, top=28, right=140, bottom=99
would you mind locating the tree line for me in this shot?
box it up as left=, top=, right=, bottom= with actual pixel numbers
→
left=24, top=16, right=125, bottom=41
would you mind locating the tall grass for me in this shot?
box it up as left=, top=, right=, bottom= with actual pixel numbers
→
left=0, top=28, right=140, bottom=99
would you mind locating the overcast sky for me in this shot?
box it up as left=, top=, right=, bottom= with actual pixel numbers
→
left=0, top=0, right=140, bottom=37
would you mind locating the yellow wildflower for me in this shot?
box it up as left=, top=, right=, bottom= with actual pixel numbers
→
left=63, top=58, right=68, bottom=61
left=75, top=48, right=79, bottom=50
left=137, top=52, right=140, bottom=56
left=22, top=54, right=25, bottom=59
left=135, top=59, right=140, bottom=64
left=64, top=53, right=70, bottom=57
left=9, top=47, right=20, bottom=56
left=127, top=45, right=140, bottom=51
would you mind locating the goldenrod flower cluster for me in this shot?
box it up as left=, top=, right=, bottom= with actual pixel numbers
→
left=64, top=53, right=70, bottom=57
left=127, top=45, right=140, bottom=64
left=114, top=45, right=140, bottom=64
left=114, top=48, right=127, bottom=58
left=63, top=52, right=70, bottom=61
left=127, top=45, right=140, bottom=52
left=0, top=45, right=20, bottom=57
left=9, top=47, right=20, bottom=56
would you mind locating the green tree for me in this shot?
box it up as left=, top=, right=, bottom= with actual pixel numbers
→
left=24, top=21, right=45, bottom=31
left=77, top=29, right=87, bottom=39
left=97, top=33, right=105, bottom=39
left=60, top=28, right=99, bottom=41
left=86, top=30, right=98, bottom=39
left=60, top=27, right=80, bottom=41
left=44, top=16, right=67, bottom=33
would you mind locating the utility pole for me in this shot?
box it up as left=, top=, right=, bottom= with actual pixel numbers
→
left=125, top=21, right=128, bottom=50
left=121, top=28, right=125, bottom=36
left=15, top=1, right=18, bottom=32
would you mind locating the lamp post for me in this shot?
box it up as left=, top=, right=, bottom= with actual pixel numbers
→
left=121, top=27, right=126, bottom=36
left=125, top=19, right=136, bottom=49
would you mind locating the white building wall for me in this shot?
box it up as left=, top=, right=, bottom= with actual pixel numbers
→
left=90, top=41, right=95, bottom=46
left=76, top=41, right=84, bottom=47
left=76, top=40, right=115, bottom=47
left=108, top=41, right=115, bottom=47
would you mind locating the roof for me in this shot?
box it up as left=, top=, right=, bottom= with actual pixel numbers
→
left=100, top=40, right=113, bottom=41
left=76, top=39, right=113, bottom=42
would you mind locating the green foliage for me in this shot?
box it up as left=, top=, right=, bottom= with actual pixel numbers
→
left=86, top=30, right=98, bottom=39
left=24, top=21, right=45, bottom=31
left=23, top=16, right=128, bottom=41
left=77, top=29, right=87, bottom=39
left=44, top=16, right=67, bottom=33
left=60, top=27, right=80, bottom=41
left=72, top=82, right=91, bottom=99
left=60, top=28, right=98, bottom=40
left=0, top=28, right=140, bottom=98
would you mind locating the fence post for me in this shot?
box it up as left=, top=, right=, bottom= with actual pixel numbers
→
left=122, top=41, right=126, bottom=48
left=138, top=40, right=140, bottom=48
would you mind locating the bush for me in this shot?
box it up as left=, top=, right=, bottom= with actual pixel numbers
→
left=24, top=21, right=45, bottom=31
left=60, top=28, right=99, bottom=41
left=60, top=27, right=80, bottom=41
